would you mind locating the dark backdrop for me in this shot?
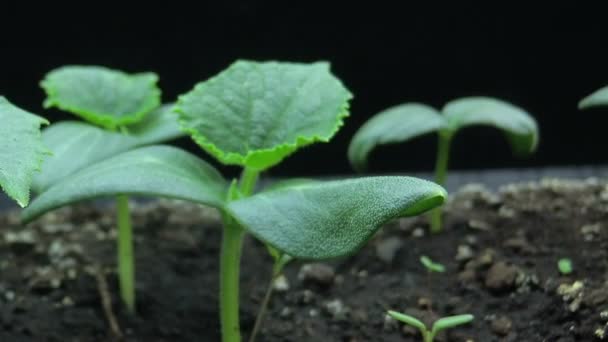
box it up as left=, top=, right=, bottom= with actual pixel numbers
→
left=2, top=3, right=608, bottom=177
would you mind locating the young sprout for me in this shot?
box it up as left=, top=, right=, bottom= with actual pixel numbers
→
left=22, top=60, right=447, bottom=342
left=579, top=85, right=608, bottom=109
left=420, top=255, right=445, bottom=273
left=31, top=66, right=184, bottom=314
left=348, top=97, right=539, bottom=233
left=558, top=258, right=573, bottom=275
left=387, top=310, right=474, bottom=342
left=0, top=97, right=49, bottom=207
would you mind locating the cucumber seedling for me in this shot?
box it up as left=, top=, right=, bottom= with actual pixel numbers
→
left=387, top=310, right=474, bottom=342
left=0, top=97, right=49, bottom=207
left=349, top=97, right=539, bottom=232
left=32, top=66, right=185, bottom=314
left=22, top=60, right=447, bottom=342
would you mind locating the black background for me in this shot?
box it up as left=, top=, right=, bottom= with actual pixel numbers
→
left=2, top=3, right=608, bottom=177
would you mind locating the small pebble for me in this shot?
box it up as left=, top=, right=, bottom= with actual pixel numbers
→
left=298, top=263, right=335, bottom=287
left=455, top=245, right=474, bottom=262
left=375, top=237, right=404, bottom=264
left=491, top=316, right=512, bottom=336
left=484, top=261, right=521, bottom=293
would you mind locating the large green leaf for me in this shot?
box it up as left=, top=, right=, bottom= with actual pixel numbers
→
left=579, top=85, right=608, bottom=109
left=226, top=177, right=446, bottom=259
left=348, top=103, right=444, bottom=171
left=175, top=60, right=352, bottom=171
left=0, top=97, right=49, bottom=207
left=442, top=97, right=539, bottom=156
left=32, top=105, right=184, bottom=193
left=22, top=145, right=227, bottom=223
left=41, top=65, right=161, bottom=130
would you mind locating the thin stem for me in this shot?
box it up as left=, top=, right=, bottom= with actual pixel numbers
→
left=116, top=195, right=135, bottom=314
left=430, top=131, right=452, bottom=233
left=247, top=270, right=278, bottom=342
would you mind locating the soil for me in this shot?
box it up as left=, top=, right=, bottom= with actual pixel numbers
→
left=1, top=178, right=608, bottom=341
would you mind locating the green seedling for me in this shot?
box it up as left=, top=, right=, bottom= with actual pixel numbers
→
left=0, top=97, right=49, bottom=207
left=579, top=85, right=608, bottom=109
left=32, top=66, right=184, bottom=314
left=22, top=60, right=447, bottom=342
left=387, top=310, right=474, bottom=342
left=349, top=97, right=539, bottom=233
left=420, top=255, right=445, bottom=273
left=558, top=258, right=573, bottom=275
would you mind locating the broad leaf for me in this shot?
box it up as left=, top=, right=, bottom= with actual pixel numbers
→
left=579, top=85, right=608, bottom=109
left=22, top=145, right=227, bottom=222
left=41, top=65, right=161, bottom=129
left=348, top=103, right=444, bottom=171
left=442, top=97, right=538, bottom=156
left=226, top=176, right=446, bottom=259
left=32, top=105, right=184, bottom=193
left=0, top=97, right=49, bottom=207
left=175, top=60, right=352, bottom=171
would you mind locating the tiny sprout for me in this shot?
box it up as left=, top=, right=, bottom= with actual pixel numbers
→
left=558, top=258, right=573, bottom=275
left=388, top=310, right=473, bottom=342
left=420, top=255, right=445, bottom=273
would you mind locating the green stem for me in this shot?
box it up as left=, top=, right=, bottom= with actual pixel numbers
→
left=248, top=270, right=278, bottom=342
left=220, top=167, right=260, bottom=342
left=430, top=131, right=452, bottom=233
left=116, top=195, right=135, bottom=314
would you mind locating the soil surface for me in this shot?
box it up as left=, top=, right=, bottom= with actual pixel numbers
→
left=1, top=178, right=608, bottom=341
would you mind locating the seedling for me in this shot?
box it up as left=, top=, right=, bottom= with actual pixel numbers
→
left=0, top=97, right=49, bottom=207
left=558, top=258, right=573, bottom=275
left=579, top=85, right=608, bottom=109
left=387, top=310, right=474, bottom=342
left=420, top=255, right=445, bottom=273
left=22, top=60, right=447, bottom=342
left=32, top=66, right=184, bottom=314
left=349, top=97, right=539, bottom=232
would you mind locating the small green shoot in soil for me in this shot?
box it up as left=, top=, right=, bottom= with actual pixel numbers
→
left=420, top=255, right=445, bottom=273
left=558, top=258, right=573, bottom=275
left=22, top=60, right=447, bottom=342
left=348, top=97, right=539, bottom=233
left=387, top=310, right=474, bottom=342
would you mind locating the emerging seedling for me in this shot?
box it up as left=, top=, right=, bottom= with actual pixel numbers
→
left=32, top=66, right=184, bottom=314
left=0, top=97, right=49, bottom=207
left=579, top=85, right=608, bottom=109
left=349, top=97, right=539, bottom=232
left=387, top=310, right=474, bottom=342
left=420, top=255, right=445, bottom=273
left=558, top=258, right=573, bottom=275
left=22, top=60, right=447, bottom=342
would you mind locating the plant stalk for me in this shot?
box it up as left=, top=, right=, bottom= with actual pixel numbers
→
left=220, top=167, right=260, bottom=342
left=248, top=271, right=278, bottom=342
left=116, top=195, right=135, bottom=314
left=430, top=131, right=452, bottom=233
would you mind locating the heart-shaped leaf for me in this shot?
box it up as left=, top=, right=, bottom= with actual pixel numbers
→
left=348, top=103, right=444, bottom=171
left=32, top=105, right=184, bottom=193
left=579, top=85, right=608, bottom=109
left=442, top=97, right=538, bottom=156
left=226, top=177, right=446, bottom=259
left=22, top=145, right=227, bottom=222
left=41, top=65, right=161, bottom=130
left=0, top=97, right=49, bottom=207
left=175, top=60, right=352, bottom=171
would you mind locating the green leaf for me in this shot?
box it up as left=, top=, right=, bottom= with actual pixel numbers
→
left=226, top=176, right=446, bottom=259
left=41, top=65, right=161, bottom=129
left=348, top=103, right=444, bottom=171
left=32, top=105, right=184, bottom=193
left=175, top=60, right=352, bottom=171
left=442, top=97, right=539, bottom=156
left=0, top=97, right=49, bottom=207
left=387, top=311, right=427, bottom=331
left=420, top=255, right=445, bottom=273
left=557, top=258, right=573, bottom=275
left=431, top=314, right=474, bottom=334
left=579, top=85, right=608, bottom=109
left=22, top=145, right=227, bottom=223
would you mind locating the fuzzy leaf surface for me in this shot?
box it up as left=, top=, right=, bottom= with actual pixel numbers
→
left=41, top=65, right=161, bottom=129
left=227, top=176, right=446, bottom=259
left=442, top=97, right=538, bottom=156
left=0, top=97, right=49, bottom=206
left=32, top=105, right=184, bottom=193
left=348, top=103, right=443, bottom=171
left=175, top=60, right=352, bottom=170
left=579, top=85, right=608, bottom=109
left=22, top=145, right=227, bottom=222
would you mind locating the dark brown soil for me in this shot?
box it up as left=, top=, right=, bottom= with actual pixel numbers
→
left=1, top=178, right=608, bottom=341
